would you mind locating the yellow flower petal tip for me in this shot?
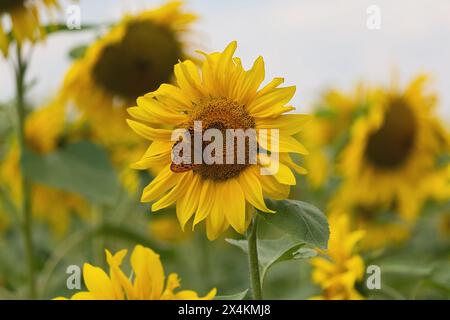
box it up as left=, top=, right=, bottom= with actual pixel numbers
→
left=55, top=245, right=216, bottom=300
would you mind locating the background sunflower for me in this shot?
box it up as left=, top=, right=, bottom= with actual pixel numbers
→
left=0, top=0, right=60, bottom=56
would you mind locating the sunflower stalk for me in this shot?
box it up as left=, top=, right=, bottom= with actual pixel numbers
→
left=246, top=215, right=263, bottom=300
left=14, top=44, right=37, bottom=299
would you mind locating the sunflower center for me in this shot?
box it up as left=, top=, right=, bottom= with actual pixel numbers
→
left=365, top=98, right=417, bottom=169
left=187, top=97, right=255, bottom=181
left=0, top=0, right=25, bottom=12
left=91, top=20, right=182, bottom=100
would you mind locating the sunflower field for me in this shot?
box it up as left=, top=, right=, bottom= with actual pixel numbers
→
left=0, top=0, right=449, bottom=302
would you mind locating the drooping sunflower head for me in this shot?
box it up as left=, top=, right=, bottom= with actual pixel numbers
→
left=128, top=41, right=309, bottom=240
left=0, top=0, right=60, bottom=56
left=55, top=245, right=216, bottom=300
left=62, top=1, right=196, bottom=146
left=337, top=75, right=448, bottom=221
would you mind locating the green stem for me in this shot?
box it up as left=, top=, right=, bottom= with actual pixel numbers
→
left=246, top=215, right=262, bottom=300
left=15, top=44, right=36, bottom=299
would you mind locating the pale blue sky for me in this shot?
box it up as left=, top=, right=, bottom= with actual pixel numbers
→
left=1, top=0, right=449, bottom=119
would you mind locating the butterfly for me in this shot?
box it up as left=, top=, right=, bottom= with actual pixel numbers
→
left=170, top=131, right=199, bottom=173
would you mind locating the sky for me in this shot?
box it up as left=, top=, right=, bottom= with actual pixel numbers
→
left=1, top=0, right=449, bottom=120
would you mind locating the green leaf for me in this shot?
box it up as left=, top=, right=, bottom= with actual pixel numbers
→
left=226, top=235, right=312, bottom=283
left=215, top=289, right=248, bottom=300
left=68, top=45, right=88, bottom=60
left=22, top=141, right=120, bottom=205
left=293, top=247, right=317, bottom=259
left=259, top=199, right=329, bottom=249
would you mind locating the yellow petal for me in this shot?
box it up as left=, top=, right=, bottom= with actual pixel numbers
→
left=131, top=245, right=165, bottom=300
left=255, top=114, right=311, bottom=135
left=274, top=162, right=296, bottom=185
left=234, top=56, right=265, bottom=104
left=174, top=60, right=203, bottom=100
left=247, top=86, right=296, bottom=115
left=105, top=249, right=133, bottom=300
left=206, top=184, right=227, bottom=240
left=175, top=288, right=217, bottom=300
left=152, top=83, right=192, bottom=110
left=131, top=152, right=171, bottom=170
left=152, top=171, right=192, bottom=211
left=136, top=96, right=186, bottom=124
left=259, top=131, right=309, bottom=155
left=141, top=165, right=183, bottom=202
left=255, top=77, right=284, bottom=98
left=223, top=179, right=246, bottom=234
left=193, top=179, right=215, bottom=228
left=280, top=153, right=308, bottom=175
left=71, top=292, right=96, bottom=300
left=238, top=168, right=274, bottom=213
left=176, top=173, right=201, bottom=230
left=127, top=119, right=173, bottom=141
left=259, top=174, right=290, bottom=200
left=83, top=263, right=116, bottom=300
left=216, top=41, right=238, bottom=92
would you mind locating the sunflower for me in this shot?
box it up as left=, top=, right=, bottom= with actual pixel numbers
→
left=127, top=41, right=309, bottom=240
left=298, top=86, right=367, bottom=188
left=329, top=198, right=411, bottom=250
left=336, top=75, right=449, bottom=222
left=310, top=213, right=365, bottom=300
left=0, top=101, right=89, bottom=235
left=0, top=0, right=59, bottom=56
left=149, top=215, right=192, bottom=244
left=56, top=244, right=216, bottom=300
left=61, top=1, right=196, bottom=149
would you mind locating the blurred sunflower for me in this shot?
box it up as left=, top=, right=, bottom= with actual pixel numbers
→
left=336, top=75, right=449, bottom=222
left=56, top=244, right=216, bottom=300
left=298, top=86, right=367, bottom=188
left=149, top=215, right=191, bottom=244
left=61, top=1, right=196, bottom=195
left=310, top=213, right=365, bottom=300
left=128, top=41, right=309, bottom=240
left=61, top=1, right=196, bottom=147
left=0, top=101, right=89, bottom=235
left=0, top=0, right=59, bottom=56
left=329, top=199, right=411, bottom=250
